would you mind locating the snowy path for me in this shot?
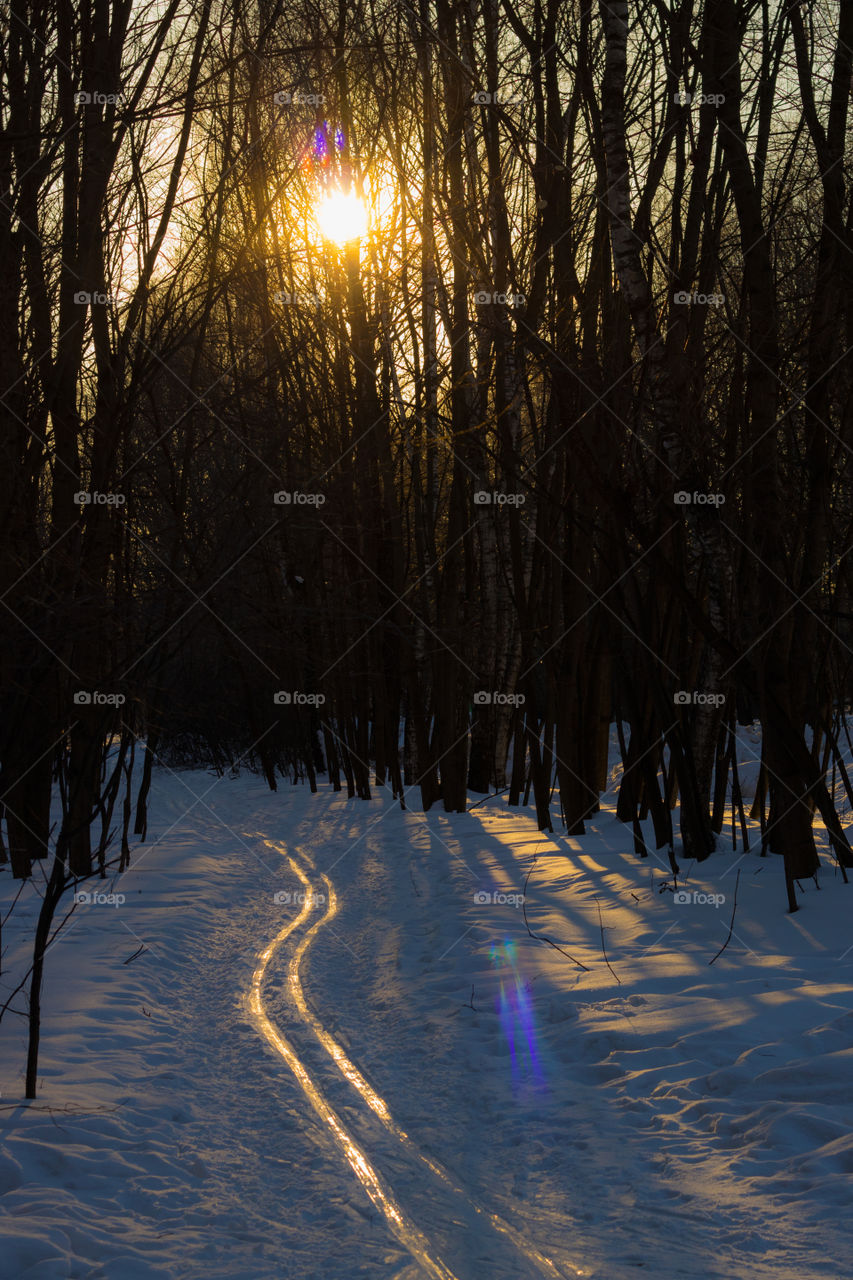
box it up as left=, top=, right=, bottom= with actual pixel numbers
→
left=250, top=839, right=578, bottom=1280
left=2, top=760, right=853, bottom=1278
left=249, top=846, right=458, bottom=1280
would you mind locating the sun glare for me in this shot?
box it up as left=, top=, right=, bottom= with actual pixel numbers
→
left=315, top=188, right=369, bottom=245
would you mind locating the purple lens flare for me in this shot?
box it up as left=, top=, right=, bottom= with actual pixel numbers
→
left=490, top=938, right=544, bottom=1088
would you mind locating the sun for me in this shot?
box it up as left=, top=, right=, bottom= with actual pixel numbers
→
left=315, top=188, right=368, bottom=245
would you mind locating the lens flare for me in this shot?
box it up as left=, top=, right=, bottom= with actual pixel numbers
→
left=490, top=939, right=544, bottom=1089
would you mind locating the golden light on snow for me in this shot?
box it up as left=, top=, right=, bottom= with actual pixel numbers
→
left=315, top=187, right=368, bottom=244
left=247, top=843, right=456, bottom=1280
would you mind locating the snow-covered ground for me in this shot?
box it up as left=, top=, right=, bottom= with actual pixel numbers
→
left=1, top=735, right=852, bottom=1278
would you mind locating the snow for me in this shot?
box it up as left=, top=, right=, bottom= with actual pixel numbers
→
left=1, top=740, right=852, bottom=1278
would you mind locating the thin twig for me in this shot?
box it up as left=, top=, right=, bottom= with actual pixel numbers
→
left=0, top=851, right=130, bottom=1027
left=593, top=896, right=621, bottom=984
left=467, top=788, right=511, bottom=810
left=1, top=880, right=27, bottom=928
left=709, top=869, right=741, bottom=966
left=0, top=1102, right=125, bottom=1114
left=521, top=857, right=590, bottom=971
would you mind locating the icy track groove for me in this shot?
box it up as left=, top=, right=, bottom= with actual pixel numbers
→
left=248, top=864, right=457, bottom=1280
left=249, top=838, right=582, bottom=1280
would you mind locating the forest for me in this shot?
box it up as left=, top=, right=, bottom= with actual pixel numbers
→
left=1, top=0, right=852, bottom=1102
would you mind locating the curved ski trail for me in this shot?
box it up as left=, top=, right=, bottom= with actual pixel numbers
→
left=250, top=837, right=583, bottom=1280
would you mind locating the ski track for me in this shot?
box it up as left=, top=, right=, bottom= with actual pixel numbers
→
left=249, top=876, right=457, bottom=1280
left=249, top=837, right=584, bottom=1280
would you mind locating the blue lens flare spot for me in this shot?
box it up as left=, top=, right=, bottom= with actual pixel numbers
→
left=489, top=939, right=544, bottom=1091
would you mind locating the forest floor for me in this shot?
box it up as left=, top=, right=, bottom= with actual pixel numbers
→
left=1, top=734, right=852, bottom=1279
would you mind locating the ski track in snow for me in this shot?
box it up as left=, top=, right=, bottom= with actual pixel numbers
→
left=249, top=856, right=456, bottom=1280
left=250, top=838, right=581, bottom=1280
left=2, top=748, right=853, bottom=1279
